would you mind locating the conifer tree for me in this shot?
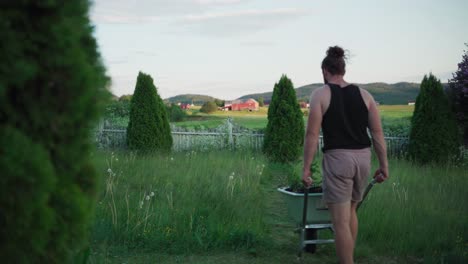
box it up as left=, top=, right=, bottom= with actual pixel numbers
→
left=448, top=44, right=468, bottom=146
left=264, top=75, right=305, bottom=162
left=0, top=1, right=109, bottom=262
left=127, top=72, right=172, bottom=152
left=408, top=74, right=461, bottom=164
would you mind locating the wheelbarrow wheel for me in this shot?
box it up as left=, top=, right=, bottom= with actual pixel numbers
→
left=304, top=229, right=317, bottom=253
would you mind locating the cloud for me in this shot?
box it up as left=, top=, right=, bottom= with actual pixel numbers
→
left=194, top=0, right=244, bottom=5
left=134, top=50, right=158, bottom=57
left=92, top=12, right=162, bottom=24
left=240, top=41, right=276, bottom=47
left=176, top=8, right=311, bottom=36
left=106, top=59, right=129, bottom=65
left=90, top=0, right=247, bottom=24
left=182, top=8, right=309, bottom=22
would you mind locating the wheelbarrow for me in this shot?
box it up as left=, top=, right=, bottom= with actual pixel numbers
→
left=277, top=178, right=377, bottom=256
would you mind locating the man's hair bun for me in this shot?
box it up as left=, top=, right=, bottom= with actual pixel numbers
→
left=326, top=46, right=345, bottom=58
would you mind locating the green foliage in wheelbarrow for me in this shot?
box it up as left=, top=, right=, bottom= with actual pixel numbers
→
left=287, top=159, right=322, bottom=193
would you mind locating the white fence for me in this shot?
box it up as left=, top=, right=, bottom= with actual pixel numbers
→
left=94, top=129, right=409, bottom=156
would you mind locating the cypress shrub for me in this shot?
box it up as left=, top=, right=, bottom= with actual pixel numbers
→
left=408, top=74, right=461, bottom=164
left=127, top=72, right=172, bottom=152
left=263, top=75, right=305, bottom=163
left=448, top=44, right=468, bottom=146
left=0, top=1, right=109, bottom=262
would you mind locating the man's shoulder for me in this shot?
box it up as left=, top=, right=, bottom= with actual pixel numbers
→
left=312, top=85, right=329, bottom=96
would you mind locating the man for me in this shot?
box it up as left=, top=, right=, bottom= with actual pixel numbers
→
left=302, top=46, right=389, bottom=264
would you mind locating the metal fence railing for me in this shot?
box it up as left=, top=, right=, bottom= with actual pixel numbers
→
left=94, top=128, right=410, bottom=156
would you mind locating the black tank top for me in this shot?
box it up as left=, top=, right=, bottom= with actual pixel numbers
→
left=321, top=83, right=371, bottom=152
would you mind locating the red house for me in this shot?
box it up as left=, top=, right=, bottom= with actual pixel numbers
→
left=299, top=102, right=310, bottom=109
left=180, top=103, right=191, bottom=110
left=226, top=98, right=259, bottom=111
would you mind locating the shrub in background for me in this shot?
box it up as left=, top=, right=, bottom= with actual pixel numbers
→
left=263, top=75, right=305, bottom=163
left=104, top=100, right=130, bottom=120
left=258, top=97, right=265, bottom=107
left=200, top=101, right=218, bottom=113
left=408, top=74, right=461, bottom=164
left=0, top=1, right=108, bottom=262
left=214, top=99, right=225, bottom=107
left=127, top=72, right=172, bottom=152
left=448, top=44, right=468, bottom=146
left=167, top=103, right=187, bottom=122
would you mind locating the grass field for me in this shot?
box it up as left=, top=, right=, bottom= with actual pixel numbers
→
left=104, top=105, right=414, bottom=132
left=87, top=150, right=467, bottom=263
left=174, top=105, right=414, bottom=131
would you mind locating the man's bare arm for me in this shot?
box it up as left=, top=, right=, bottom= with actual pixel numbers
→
left=302, top=88, right=324, bottom=186
left=367, top=92, right=389, bottom=181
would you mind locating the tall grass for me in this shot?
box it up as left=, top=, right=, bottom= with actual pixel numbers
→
left=91, top=151, right=268, bottom=253
left=358, top=158, right=468, bottom=262
left=90, top=151, right=467, bottom=262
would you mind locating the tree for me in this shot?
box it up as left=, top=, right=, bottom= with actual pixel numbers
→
left=119, top=94, right=133, bottom=102
left=448, top=44, right=468, bottom=146
left=408, top=74, right=461, bottom=164
left=0, top=1, right=109, bottom=262
left=263, top=75, right=305, bottom=163
left=258, top=97, right=265, bottom=107
left=200, top=101, right=218, bottom=113
left=214, top=99, right=225, bottom=107
left=127, top=72, right=172, bottom=152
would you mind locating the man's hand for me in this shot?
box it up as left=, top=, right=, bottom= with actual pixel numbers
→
left=302, top=170, right=313, bottom=187
left=374, top=167, right=389, bottom=183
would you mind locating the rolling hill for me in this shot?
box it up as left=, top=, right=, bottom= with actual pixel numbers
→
left=238, top=82, right=422, bottom=105
left=164, top=82, right=447, bottom=105
left=164, top=94, right=221, bottom=105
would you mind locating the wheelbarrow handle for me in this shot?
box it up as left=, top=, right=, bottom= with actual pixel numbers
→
left=357, top=178, right=378, bottom=211
left=302, top=187, right=309, bottom=228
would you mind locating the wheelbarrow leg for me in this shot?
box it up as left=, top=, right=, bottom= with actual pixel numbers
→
left=298, top=187, right=309, bottom=257
left=305, top=229, right=317, bottom=253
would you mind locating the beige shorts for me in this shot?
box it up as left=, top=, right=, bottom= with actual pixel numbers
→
left=322, top=148, right=371, bottom=204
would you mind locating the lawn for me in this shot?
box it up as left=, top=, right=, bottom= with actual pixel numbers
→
left=87, top=150, right=467, bottom=263
left=173, top=105, right=414, bottom=132
left=103, top=105, right=414, bottom=132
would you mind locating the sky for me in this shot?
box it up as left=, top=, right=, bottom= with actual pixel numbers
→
left=90, top=0, right=468, bottom=100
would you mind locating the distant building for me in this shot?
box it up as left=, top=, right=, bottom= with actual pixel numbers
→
left=180, top=103, right=191, bottom=110
left=408, top=100, right=415, bottom=106
left=224, top=98, right=259, bottom=111
left=299, top=102, right=310, bottom=109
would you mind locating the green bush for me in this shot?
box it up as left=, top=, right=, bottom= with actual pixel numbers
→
left=167, top=104, right=187, bottom=122
left=0, top=1, right=108, bottom=262
left=263, top=75, right=305, bottom=163
left=104, top=100, right=130, bottom=120
left=200, top=101, right=218, bottom=113
left=258, top=97, right=265, bottom=107
left=127, top=72, right=172, bottom=152
left=408, top=74, right=461, bottom=164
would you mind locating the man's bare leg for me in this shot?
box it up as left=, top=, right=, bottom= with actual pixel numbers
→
left=350, top=201, right=359, bottom=244
left=329, top=202, right=354, bottom=264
